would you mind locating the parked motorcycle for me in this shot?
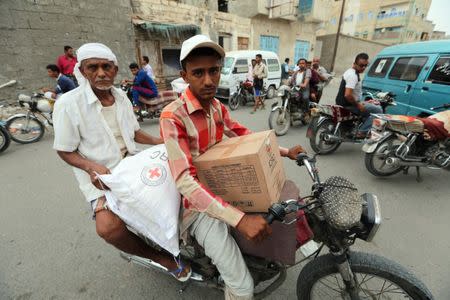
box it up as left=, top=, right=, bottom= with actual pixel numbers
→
left=6, top=93, right=53, bottom=144
left=120, top=153, right=432, bottom=299
left=268, top=85, right=310, bottom=136
left=228, top=80, right=266, bottom=111
left=120, top=83, right=176, bottom=121
left=363, top=103, right=450, bottom=181
left=307, top=92, right=396, bottom=154
left=0, top=80, right=16, bottom=152
left=0, top=119, right=11, bottom=153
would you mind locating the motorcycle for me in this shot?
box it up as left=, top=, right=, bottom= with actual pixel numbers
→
left=0, top=80, right=16, bottom=152
left=268, top=85, right=310, bottom=136
left=0, top=119, right=11, bottom=153
left=307, top=92, right=396, bottom=154
left=363, top=103, right=450, bottom=181
left=6, top=93, right=54, bottom=144
left=228, top=80, right=266, bottom=111
left=120, top=153, right=432, bottom=299
left=120, top=82, right=176, bottom=121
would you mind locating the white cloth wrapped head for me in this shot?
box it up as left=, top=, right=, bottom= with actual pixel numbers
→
left=73, top=43, right=118, bottom=87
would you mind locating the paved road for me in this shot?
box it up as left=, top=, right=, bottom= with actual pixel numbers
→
left=1, top=82, right=449, bottom=299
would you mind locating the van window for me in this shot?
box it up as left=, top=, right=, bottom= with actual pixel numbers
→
left=267, top=59, right=280, bottom=72
left=234, top=59, right=249, bottom=74
left=388, top=57, right=428, bottom=81
left=222, top=57, right=235, bottom=75
left=426, top=56, right=450, bottom=85
left=367, top=57, right=393, bottom=77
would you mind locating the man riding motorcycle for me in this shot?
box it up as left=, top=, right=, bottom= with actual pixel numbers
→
left=160, top=35, right=305, bottom=300
left=335, top=53, right=382, bottom=139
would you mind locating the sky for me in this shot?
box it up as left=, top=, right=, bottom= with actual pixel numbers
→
left=427, top=0, right=450, bottom=34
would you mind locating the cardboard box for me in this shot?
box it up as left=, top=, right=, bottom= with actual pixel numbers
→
left=194, top=130, right=286, bottom=212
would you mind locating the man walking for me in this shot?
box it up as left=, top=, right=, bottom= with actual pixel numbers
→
left=251, top=54, right=267, bottom=113
left=281, top=58, right=291, bottom=85
left=56, top=45, right=78, bottom=85
left=52, top=43, right=188, bottom=280
left=335, top=53, right=382, bottom=138
left=160, top=34, right=304, bottom=300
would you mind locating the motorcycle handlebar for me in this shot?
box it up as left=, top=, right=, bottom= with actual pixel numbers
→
left=431, top=103, right=450, bottom=110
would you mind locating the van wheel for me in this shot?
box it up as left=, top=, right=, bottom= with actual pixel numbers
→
left=266, top=86, right=276, bottom=99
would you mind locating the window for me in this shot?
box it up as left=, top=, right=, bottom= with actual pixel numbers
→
left=260, top=35, right=279, bottom=54
left=221, top=57, right=235, bottom=75
left=389, top=57, right=428, bottom=81
left=267, top=59, right=280, bottom=72
left=362, top=31, right=368, bottom=39
left=368, top=57, right=393, bottom=77
left=427, top=57, right=450, bottom=85
left=354, top=32, right=359, bottom=38
left=218, top=0, right=228, bottom=13
left=233, top=59, right=249, bottom=74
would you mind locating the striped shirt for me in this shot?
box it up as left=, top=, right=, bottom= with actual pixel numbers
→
left=160, top=87, right=250, bottom=230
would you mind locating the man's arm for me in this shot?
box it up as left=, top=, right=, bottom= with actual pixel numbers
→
left=57, top=151, right=110, bottom=190
left=134, top=129, right=163, bottom=145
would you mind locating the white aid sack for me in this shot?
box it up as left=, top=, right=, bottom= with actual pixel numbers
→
left=98, top=144, right=181, bottom=256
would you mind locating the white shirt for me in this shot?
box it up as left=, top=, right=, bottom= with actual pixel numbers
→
left=343, top=68, right=362, bottom=101
left=101, top=103, right=127, bottom=156
left=53, top=84, right=140, bottom=201
left=143, top=63, right=155, bottom=80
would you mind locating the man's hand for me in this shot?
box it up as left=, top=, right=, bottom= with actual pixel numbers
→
left=357, top=102, right=366, bottom=113
left=287, top=145, right=306, bottom=160
left=236, top=214, right=272, bottom=243
left=86, top=162, right=111, bottom=190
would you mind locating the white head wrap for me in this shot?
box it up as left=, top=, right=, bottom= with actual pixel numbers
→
left=73, top=43, right=118, bottom=87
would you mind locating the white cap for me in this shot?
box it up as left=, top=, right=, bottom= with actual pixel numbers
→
left=179, top=34, right=225, bottom=62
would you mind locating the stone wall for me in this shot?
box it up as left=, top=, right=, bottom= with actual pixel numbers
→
left=0, top=0, right=136, bottom=102
left=318, top=34, right=388, bottom=75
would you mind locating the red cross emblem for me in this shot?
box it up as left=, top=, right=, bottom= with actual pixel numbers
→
left=148, top=168, right=161, bottom=179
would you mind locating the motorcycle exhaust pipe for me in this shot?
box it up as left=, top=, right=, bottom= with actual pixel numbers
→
left=323, top=134, right=342, bottom=143
left=385, top=157, right=428, bottom=167
left=119, top=252, right=206, bottom=282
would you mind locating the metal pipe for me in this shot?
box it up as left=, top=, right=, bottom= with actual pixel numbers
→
left=330, top=0, right=346, bottom=72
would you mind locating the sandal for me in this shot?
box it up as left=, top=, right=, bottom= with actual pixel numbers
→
left=168, top=257, right=192, bottom=282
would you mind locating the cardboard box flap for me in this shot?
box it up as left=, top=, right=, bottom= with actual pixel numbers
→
left=195, top=131, right=272, bottom=161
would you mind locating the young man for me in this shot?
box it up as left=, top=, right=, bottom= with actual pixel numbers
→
left=290, top=58, right=311, bottom=106
left=42, top=64, right=76, bottom=98
left=52, top=43, right=186, bottom=280
left=281, top=58, right=290, bottom=85
left=127, top=62, right=158, bottom=112
left=160, top=34, right=304, bottom=300
left=335, top=53, right=382, bottom=138
left=56, top=45, right=78, bottom=85
left=141, top=55, right=156, bottom=80
left=251, top=53, right=268, bottom=113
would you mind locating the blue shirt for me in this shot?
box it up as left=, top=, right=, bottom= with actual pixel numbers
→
left=133, top=69, right=158, bottom=98
left=56, top=74, right=76, bottom=94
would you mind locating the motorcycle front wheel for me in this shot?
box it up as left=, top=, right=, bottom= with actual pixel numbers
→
left=229, top=93, right=241, bottom=110
left=365, top=136, right=404, bottom=176
left=309, top=118, right=341, bottom=154
left=0, top=126, right=11, bottom=153
left=6, top=115, right=45, bottom=144
left=297, top=252, right=433, bottom=300
left=268, top=109, right=290, bottom=136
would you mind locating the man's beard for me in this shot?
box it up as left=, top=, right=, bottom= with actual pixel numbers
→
left=95, top=77, right=113, bottom=90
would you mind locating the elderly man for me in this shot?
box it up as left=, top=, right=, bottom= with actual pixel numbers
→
left=53, top=43, right=187, bottom=279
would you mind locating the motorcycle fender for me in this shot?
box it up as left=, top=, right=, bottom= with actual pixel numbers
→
left=306, top=116, right=326, bottom=138
left=6, top=113, right=30, bottom=122
left=362, top=132, right=393, bottom=153
left=271, top=103, right=282, bottom=112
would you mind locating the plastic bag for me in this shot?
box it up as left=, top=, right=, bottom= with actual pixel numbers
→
left=99, top=144, right=181, bottom=256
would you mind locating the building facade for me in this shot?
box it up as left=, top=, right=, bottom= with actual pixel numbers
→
left=317, top=0, right=435, bottom=45
left=131, top=0, right=327, bottom=86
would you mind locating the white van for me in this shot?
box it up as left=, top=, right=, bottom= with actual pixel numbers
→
left=216, top=50, right=282, bottom=100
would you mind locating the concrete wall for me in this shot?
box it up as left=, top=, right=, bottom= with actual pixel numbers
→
left=0, top=0, right=135, bottom=102
left=318, top=34, right=388, bottom=75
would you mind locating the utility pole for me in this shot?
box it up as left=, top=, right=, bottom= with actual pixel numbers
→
left=330, top=0, right=346, bottom=72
